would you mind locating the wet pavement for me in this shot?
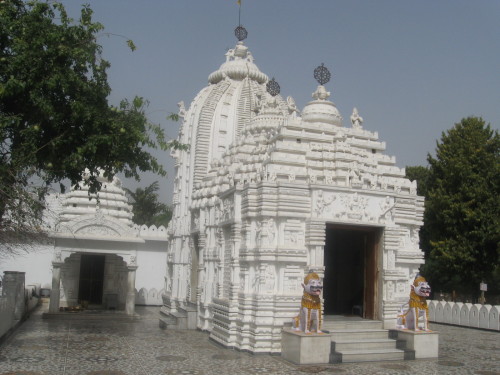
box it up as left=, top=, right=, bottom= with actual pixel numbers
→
left=0, top=305, right=498, bottom=375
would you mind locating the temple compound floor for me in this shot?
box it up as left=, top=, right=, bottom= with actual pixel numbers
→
left=0, top=306, right=498, bottom=375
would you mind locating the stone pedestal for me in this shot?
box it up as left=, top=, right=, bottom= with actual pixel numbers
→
left=281, top=328, right=332, bottom=364
left=392, top=329, right=439, bottom=359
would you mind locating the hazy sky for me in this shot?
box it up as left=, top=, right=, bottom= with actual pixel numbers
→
left=59, top=0, right=500, bottom=203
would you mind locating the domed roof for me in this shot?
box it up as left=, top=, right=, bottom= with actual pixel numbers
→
left=301, top=85, right=343, bottom=126
left=58, top=171, right=133, bottom=227
left=208, top=42, right=268, bottom=84
left=177, top=41, right=288, bottom=187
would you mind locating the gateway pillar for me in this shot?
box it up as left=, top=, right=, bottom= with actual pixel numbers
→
left=125, top=265, right=137, bottom=315
left=49, top=262, right=63, bottom=313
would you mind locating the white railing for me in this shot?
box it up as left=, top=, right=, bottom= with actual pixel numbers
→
left=134, top=224, right=168, bottom=238
left=428, top=300, right=499, bottom=331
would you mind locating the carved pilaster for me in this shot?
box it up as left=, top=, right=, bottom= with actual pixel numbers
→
left=125, top=265, right=138, bottom=315
left=305, top=219, right=326, bottom=269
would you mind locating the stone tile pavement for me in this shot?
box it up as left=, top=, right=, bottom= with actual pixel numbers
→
left=0, top=305, right=498, bottom=375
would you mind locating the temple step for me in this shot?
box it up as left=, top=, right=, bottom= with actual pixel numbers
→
left=325, top=317, right=411, bottom=363
left=330, top=328, right=391, bottom=341
left=331, top=348, right=406, bottom=363
left=333, top=338, right=398, bottom=351
left=158, top=304, right=197, bottom=330
left=322, top=317, right=383, bottom=331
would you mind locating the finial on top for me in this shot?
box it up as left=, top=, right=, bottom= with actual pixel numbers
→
left=266, top=77, right=280, bottom=97
left=235, top=25, right=248, bottom=41
left=314, top=63, right=331, bottom=86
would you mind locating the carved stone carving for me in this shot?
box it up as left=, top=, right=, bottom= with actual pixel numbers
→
left=256, top=218, right=276, bottom=247
left=314, top=190, right=336, bottom=216
left=129, top=255, right=137, bottom=266
left=220, top=198, right=235, bottom=222
left=284, top=220, right=304, bottom=246
left=262, top=265, right=275, bottom=293
left=287, top=96, right=298, bottom=117
left=76, top=225, right=117, bottom=237
left=350, top=107, right=363, bottom=129
left=379, top=196, right=395, bottom=223
left=344, top=193, right=368, bottom=221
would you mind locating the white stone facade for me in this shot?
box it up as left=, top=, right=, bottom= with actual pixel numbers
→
left=162, top=41, right=425, bottom=353
left=0, top=176, right=168, bottom=311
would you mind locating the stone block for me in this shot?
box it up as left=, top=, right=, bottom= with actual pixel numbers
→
left=460, top=303, right=472, bottom=326
left=469, top=304, right=481, bottom=328
left=393, top=329, right=439, bottom=359
left=443, top=302, right=452, bottom=324
left=281, top=328, right=332, bottom=364
left=478, top=305, right=491, bottom=329
left=489, top=306, right=499, bottom=331
left=428, top=300, right=436, bottom=321
left=451, top=302, right=463, bottom=325
left=434, top=301, right=445, bottom=323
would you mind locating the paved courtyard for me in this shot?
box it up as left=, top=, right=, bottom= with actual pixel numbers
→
left=0, top=305, right=498, bottom=375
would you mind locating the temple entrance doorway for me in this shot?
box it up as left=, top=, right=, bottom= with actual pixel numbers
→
left=323, top=224, right=382, bottom=319
left=78, top=254, right=105, bottom=305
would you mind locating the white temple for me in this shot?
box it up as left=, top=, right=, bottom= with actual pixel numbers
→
left=161, top=38, right=425, bottom=353
left=1, top=173, right=168, bottom=313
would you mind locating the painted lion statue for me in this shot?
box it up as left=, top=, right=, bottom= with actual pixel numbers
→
left=292, top=271, right=323, bottom=333
left=397, top=275, right=432, bottom=331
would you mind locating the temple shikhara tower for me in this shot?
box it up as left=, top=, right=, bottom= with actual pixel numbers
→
left=161, top=28, right=425, bottom=353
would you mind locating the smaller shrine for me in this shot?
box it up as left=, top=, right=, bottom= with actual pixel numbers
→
left=1, top=172, right=168, bottom=314
left=47, top=173, right=167, bottom=314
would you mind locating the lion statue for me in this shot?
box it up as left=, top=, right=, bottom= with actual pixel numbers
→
left=292, top=271, right=323, bottom=333
left=397, top=275, right=432, bottom=331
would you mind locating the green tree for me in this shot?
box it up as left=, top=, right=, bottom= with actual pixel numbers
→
left=421, top=117, right=500, bottom=295
left=124, top=181, right=172, bottom=227
left=405, top=166, right=430, bottom=197
left=405, top=166, right=431, bottom=256
left=0, top=1, right=182, bottom=248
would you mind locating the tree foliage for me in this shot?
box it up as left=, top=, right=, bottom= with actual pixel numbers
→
left=405, top=166, right=430, bottom=197
left=419, top=117, right=500, bottom=294
left=0, top=1, right=183, bottom=247
left=124, top=181, right=172, bottom=227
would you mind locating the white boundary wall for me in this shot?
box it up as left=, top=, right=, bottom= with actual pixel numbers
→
left=428, top=300, right=499, bottom=331
left=0, top=274, right=40, bottom=340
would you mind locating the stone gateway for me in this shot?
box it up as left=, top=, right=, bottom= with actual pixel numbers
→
left=161, top=37, right=424, bottom=353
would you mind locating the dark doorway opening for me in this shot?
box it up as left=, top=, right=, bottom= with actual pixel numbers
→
left=78, top=254, right=105, bottom=305
left=323, top=225, right=381, bottom=319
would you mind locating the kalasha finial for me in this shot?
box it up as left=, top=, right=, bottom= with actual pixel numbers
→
left=266, top=77, right=280, bottom=97
left=314, top=63, right=331, bottom=86
left=235, top=25, right=248, bottom=41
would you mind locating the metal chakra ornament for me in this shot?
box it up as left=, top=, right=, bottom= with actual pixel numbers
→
left=235, top=25, right=248, bottom=41
left=266, top=77, right=280, bottom=97
left=314, top=63, right=331, bottom=86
